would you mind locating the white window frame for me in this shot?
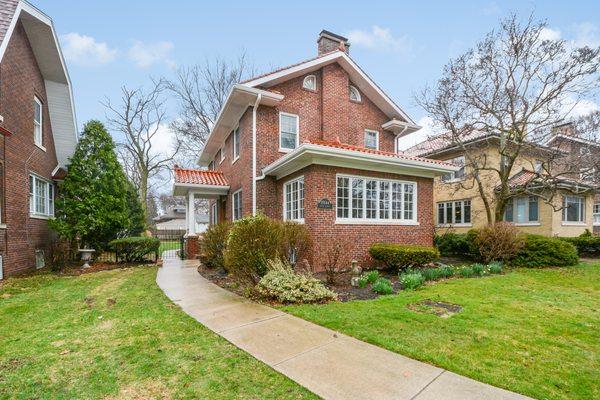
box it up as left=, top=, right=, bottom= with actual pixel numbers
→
left=33, top=96, right=44, bottom=149
left=335, top=174, right=418, bottom=225
left=29, top=174, right=54, bottom=219
left=219, top=146, right=225, bottom=163
left=233, top=127, right=240, bottom=162
left=211, top=202, right=218, bottom=225
left=349, top=85, right=361, bottom=102
left=302, top=75, right=317, bottom=91
left=504, top=196, right=539, bottom=225
left=364, top=130, right=379, bottom=150
left=279, top=112, right=299, bottom=152
left=441, top=156, right=465, bottom=182
left=593, top=202, right=600, bottom=226
left=232, top=189, right=242, bottom=221
left=437, top=199, right=472, bottom=226
left=563, top=195, right=585, bottom=224
left=283, top=176, right=304, bottom=223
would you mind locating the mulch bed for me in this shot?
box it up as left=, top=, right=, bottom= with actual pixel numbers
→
left=314, top=269, right=403, bottom=302
left=196, top=264, right=249, bottom=298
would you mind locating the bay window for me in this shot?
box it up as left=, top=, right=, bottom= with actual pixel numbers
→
left=29, top=174, right=54, bottom=218
left=437, top=200, right=471, bottom=225
left=505, top=196, right=538, bottom=224
left=284, top=176, right=304, bottom=222
left=563, top=195, right=585, bottom=223
left=337, top=175, right=416, bottom=223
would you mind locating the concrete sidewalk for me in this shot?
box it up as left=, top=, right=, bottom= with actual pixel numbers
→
left=156, top=256, right=531, bottom=400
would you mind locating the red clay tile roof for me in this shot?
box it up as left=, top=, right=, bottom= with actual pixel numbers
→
left=506, top=169, right=537, bottom=188
left=404, top=130, right=490, bottom=157
left=306, top=139, right=455, bottom=167
left=174, top=168, right=229, bottom=186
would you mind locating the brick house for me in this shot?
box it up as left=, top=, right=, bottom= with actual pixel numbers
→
left=173, top=31, right=456, bottom=271
left=0, top=0, right=78, bottom=278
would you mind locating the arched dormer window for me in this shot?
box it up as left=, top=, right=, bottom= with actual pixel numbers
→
left=303, top=75, right=317, bottom=91
left=349, top=85, right=361, bottom=102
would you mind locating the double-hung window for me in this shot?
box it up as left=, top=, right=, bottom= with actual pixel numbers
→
left=593, top=203, right=600, bottom=225
left=232, top=190, right=242, bottom=221
left=284, top=177, right=304, bottom=222
left=563, top=195, right=585, bottom=223
left=233, top=127, right=240, bottom=160
left=437, top=200, right=471, bottom=225
left=29, top=174, right=54, bottom=218
left=364, top=130, right=379, bottom=150
left=34, top=97, right=43, bottom=147
left=441, top=156, right=465, bottom=182
left=336, top=175, right=416, bottom=223
left=505, top=196, right=538, bottom=224
left=279, top=112, right=299, bottom=151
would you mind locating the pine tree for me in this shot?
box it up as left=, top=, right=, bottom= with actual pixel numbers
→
left=50, top=120, right=143, bottom=249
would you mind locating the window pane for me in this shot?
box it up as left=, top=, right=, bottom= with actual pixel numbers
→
left=505, top=200, right=513, bottom=222
left=528, top=197, right=538, bottom=222
left=379, top=181, right=390, bottom=219
left=404, top=184, right=414, bottom=220
left=280, top=114, right=298, bottom=150
left=445, top=202, right=453, bottom=224
left=337, top=177, right=349, bottom=218
left=365, top=180, right=377, bottom=219
left=454, top=201, right=462, bottom=223
left=34, top=100, right=41, bottom=123
left=464, top=200, right=471, bottom=223
left=516, top=197, right=527, bottom=223
left=351, top=178, right=364, bottom=219
left=365, top=131, right=377, bottom=149
left=391, top=183, right=402, bottom=219
left=299, top=180, right=304, bottom=219
left=438, top=203, right=445, bottom=224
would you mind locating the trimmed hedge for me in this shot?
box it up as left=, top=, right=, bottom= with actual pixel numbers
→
left=560, top=236, right=600, bottom=257
left=109, top=236, right=160, bottom=262
left=369, top=243, right=439, bottom=270
left=511, top=235, right=578, bottom=268
left=434, top=231, right=479, bottom=259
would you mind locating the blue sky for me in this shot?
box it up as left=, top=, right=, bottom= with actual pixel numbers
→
left=33, top=0, right=600, bottom=190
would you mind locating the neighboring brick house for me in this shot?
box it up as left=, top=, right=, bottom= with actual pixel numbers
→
left=405, top=126, right=598, bottom=237
left=173, top=31, right=457, bottom=271
left=0, top=0, right=78, bottom=278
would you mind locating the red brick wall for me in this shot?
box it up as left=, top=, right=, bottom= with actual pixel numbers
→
left=274, top=165, right=434, bottom=271
left=0, top=21, right=59, bottom=277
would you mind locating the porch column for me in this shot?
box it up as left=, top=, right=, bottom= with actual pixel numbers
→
left=187, top=191, right=196, bottom=235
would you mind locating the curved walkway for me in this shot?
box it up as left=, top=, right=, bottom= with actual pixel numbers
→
left=156, top=255, right=531, bottom=400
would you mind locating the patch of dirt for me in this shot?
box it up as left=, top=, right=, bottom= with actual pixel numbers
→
left=407, top=299, right=462, bottom=318
left=315, top=270, right=402, bottom=302
left=106, top=298, right=116, bottom=307
left=60, top=261, right=155, bottom=276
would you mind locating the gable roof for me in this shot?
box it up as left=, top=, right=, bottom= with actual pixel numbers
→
left=243, top=50, right=417, bottom=125
left=0, top=0, right=78, bottom=168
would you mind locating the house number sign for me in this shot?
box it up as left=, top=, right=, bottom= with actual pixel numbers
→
left=317, top=198, right=333, bottom=209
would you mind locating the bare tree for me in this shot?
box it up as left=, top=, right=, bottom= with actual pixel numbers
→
left=165, top=53, right=254, bottom=162
left=104, top=81, right=181, bottom=215
left=417, top=14, right=600, bottom=224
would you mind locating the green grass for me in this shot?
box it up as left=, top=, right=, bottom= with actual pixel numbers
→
left=158, top=241, right=181, bottom=255
left=283, top=263, right=600, bottom=400
left=0, top=266, right=317, bottom=399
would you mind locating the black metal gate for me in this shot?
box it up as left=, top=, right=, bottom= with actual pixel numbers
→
left=153, top=229, right=185, bottom=260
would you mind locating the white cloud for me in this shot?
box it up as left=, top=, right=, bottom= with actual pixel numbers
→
left=128, top=40, right=175, bottom=69
left=573, top=22, right=600, bottom=48
left=396, top=116, right=442, bottom=151
left=562, top=96, right=600, bottom=119
left=347, top=26, right=413, bottom=57
left=60, top=33, right=117, bottom=66
left=539, top=27, right=562, bottom=41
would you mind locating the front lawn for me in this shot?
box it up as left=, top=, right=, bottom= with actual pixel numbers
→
left=283, top=262, right=600, bottom=400
left=0, top=266, right=317, bottom=399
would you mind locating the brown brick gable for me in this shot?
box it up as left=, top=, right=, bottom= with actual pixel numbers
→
left=0, top=21, right=59, bottom=277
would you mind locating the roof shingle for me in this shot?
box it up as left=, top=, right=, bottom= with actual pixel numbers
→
left=174, top=168, right=229, bottom=186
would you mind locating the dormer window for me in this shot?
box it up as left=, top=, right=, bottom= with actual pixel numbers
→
left=302, top=75, right=317, bottom=91
left=349, top=85, right=361, bottom=102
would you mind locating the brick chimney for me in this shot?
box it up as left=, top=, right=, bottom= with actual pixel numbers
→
left=317, top=30, right=350, bottom=55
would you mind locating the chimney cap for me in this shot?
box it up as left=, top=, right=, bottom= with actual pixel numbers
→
left=318, top=30, right=349, bottom=43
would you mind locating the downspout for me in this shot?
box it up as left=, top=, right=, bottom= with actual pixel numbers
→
left=252, top=93, right=261, bottom=216
left=394, top=125, right=408, bottom=153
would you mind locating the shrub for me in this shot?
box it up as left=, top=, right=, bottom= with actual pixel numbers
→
left=560, top=234, right=600, bottom=257
left=280, top=221, right=312, bottom=265
left=488, top=262, right=503, bottom=274
left=371, top=278, right=394, bottom=295
left=511, top=235, right=578, bottom=268
left=321, top=238, right=353, bottom=285
left=224, top=215, right=284, bottom=283
left=434, top=233, right=474, bottom=257
left=399, top=272, right=425, bottom=290
left=256, top=259, right=337, bottom=304
left=472, top=263, right=486, bottom=276
left=198, top=222, right=231, bottom=269
left=369, top=244, right=439, bottom=270
left=422, top=268, right=440, bottom=281
left=458, top=266, right=474, bottom=278
left=109, top=236, right=160, bottom=262
left=474, top=223, right=525, bottom=263
left=438, top=264, right=454, bottom=278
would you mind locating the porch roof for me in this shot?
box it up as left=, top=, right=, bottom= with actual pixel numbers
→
left=172, top=167, right=230, bottom=197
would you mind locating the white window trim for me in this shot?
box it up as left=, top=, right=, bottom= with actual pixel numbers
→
left=593, top=203, right=600, bottom=226
left=437, top=199, right=472, bottom=226
left=232, top=189, right=242, bottom=221
left=335, top=174, right=418, bottom=225
left=29, top=174, right=54, bottom=218
left=364, top=129, right=379, bottom=150
left=441, top=156, right=465, bottom=183
left=219, top=147, right=225, bottom=164
left=33, top=96, right=45, bottom=151
left=349, top=85, right=362, bottom=102
left=505, top=196, right=539, bottom=224
left=279, top=112, right=299, bottom=153
left=211, top=202, right=218, bottom=225
left=232, top=127, right=240, bottom=163
left=562, top=195, right=585, bottom=224
left=302, top=75, right=317, bottom=91
left=283, top=176, right=305, bottom=223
